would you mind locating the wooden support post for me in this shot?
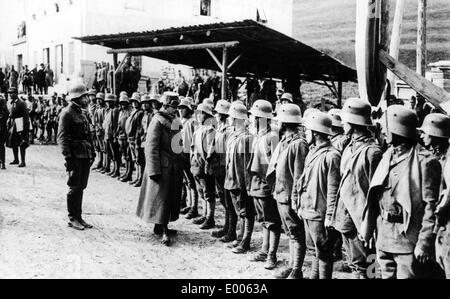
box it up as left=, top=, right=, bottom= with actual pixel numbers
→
left=228, top=53, right=243, bottom=70
left=417, top=0, right=427, bottom=77
left=222, top=46, right=228, bottom=101
left=337, top=81, right=343, bottom=108
left=387, top=0, right=405, bottom=85
left=113, top=53, right=118, bottom=95
left=206, top=49, right=223, bottom=71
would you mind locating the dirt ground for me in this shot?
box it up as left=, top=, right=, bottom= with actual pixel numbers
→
left=0, top=145, right=351, bottom=279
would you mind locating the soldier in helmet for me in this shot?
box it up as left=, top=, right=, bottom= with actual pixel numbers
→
left=150, top=94, right=162, bottom=113
left=126, top=92, right=145, bottom=187
left=247, top=100, right=282, bottom=270
left=103, top=94, right=120, bottom=176
left=363, top=106, right=441, bottom=279
left=135, top=95, right=153, bottom=187
left=6, top=86, right=30, bottom=167
left=116, top=94, right=133, bottom=181
left=224, top=101, right=256, bottom=254
left=57, top=83, right=96, bottom=230
left=267, top=104, right=308, bottom=279
left=298, top=111, right=341, bottom=279
left=137, top=92, right=183, bottom=246
left=208, top=100, right=235, bottom=241
left=328, top=109, right=350, bottom=153
left=92, top=93, right=106, bottom=171
left=190, top=103, right=217, bottom=230
left=418, top=113, right=450, bottom=278
left=177, top=98, right=199, bottom=218
left=331, top=98, right=383, bottom=279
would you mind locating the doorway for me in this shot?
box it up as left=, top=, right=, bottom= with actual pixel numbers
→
left=55, top=44, right=63, bottom=84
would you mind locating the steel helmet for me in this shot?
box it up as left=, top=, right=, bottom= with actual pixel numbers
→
left=68, top=83, right=88, bottom=101
left=214, top=100, right=231, bottom=115
left=88, top=89, right=97, bottom=96
left=304, top=111, right=333, bottom=136
left=328, top=109, right=343, bottom=128
left=178, top=98, right=193, bottom=111
left=281, top=93, right=294, bottom=103
left=131, top=92, right=141, bottom=103
left=149, top=94, right=161, bottom=103
left=105, top=94, right=117, bottom=103
left=161, top=92, right=180, bottom=107
left=7, top=87, right=18, bottom=94
left=203, top=98, right=215, bottom=108
left=141, top=95, right=152, bottom=104
left=385, top=105, right=418, bottom=140
left=276, top=104, right=302, bottom=124
left=419, top=113, right=450, bottom=139
left=95, top=92, right=105, bottom=100
left=229, top=101, right=249, bottom=120
left=341, top=98, right=373, bottom=126
left=120, top=91, right=128, bottom=98
left=303, top=108, right=320, bottom=120
left=197, top=103, right=214, bottom=116
left=119, top=95, right=130, bottom=104
left=250, top=100, right=273, bottom=119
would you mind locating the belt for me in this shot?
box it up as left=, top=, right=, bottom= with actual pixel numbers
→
left=381, top=210, right=403, bottom=224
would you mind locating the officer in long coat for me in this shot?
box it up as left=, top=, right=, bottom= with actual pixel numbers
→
left=267, top=104, right=309, bottom=279
left=6, top=87, right=30, bottom=167
left=224, top=101, right=256, bottom=255
left=57, top=83, right=96, bottom=230
left=135, top=95, right=154, bottom=187
left=362, top=106, right=440, bottom=279
left=136, top=92, right=183, bottom=246
left=418, top=113, right=450, bottom=278
left=331, top=98, right=383, bottom=279
left=247, top=100, right=281, bottom=270
left=298, top=111, right=341, bottom=279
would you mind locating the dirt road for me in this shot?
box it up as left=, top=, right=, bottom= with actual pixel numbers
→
left=0, top=145, right=351, bottom=279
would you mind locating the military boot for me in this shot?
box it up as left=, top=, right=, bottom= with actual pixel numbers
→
left=200, top=201, right=216, bottom=230
left=185, top=207, right=199, bottom=220
left=212, top=208, right=230, bottom=238
left=264, top=229, right=281, bottom=270
left=232, top=217, right=254, bottom=254
left=121, top=161, right=132, bottom=182
left=112, top=161, right=121, bottom=178
left=107, top=160, right=116, bottom=176
left=250, top=227, right=269, bottom=262
left=287, top=239, right=306, bottom=279
left=220, top=210, right=237, bottom=243
left=310, top=257, right=320, bottom=279
left=130, top=163, right=139, bottom=185
left=227, top=218, right=244, bottom=247
left=273, top=240, right=294, bottom=279
left=319, top=261, right=334, bottom=280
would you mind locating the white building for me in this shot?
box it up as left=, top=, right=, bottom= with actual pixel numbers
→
left=5, top=0, right=294, bottom=88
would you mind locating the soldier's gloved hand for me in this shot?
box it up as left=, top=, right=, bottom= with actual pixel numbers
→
left=150, top=174, right=161, bottom=182
left=65, top=158, right=75, bottom=172
left=414, top=246, right=433, bottom=264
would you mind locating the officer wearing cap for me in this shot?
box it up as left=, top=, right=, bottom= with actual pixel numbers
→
left=247, top=100, right=282, bottom=270
left=224, top=101, right=256, bottom=254
left=57, top=83, right=96, bottom=231
left=92, top=93, right=106, bottom=171
left=190, top=103, right=217, bottom=230
left=177, top=97, right=199, bottom=219
left=126, top=92, right=145, bottom=187
left=328, top=109, right=350, bottom=153
left=6, top=86, right=30, bottom=167
left=298, top=111, right=341, bottom=279
left=331, top=98, right=383, bottom=279
left=137, top=92, right=183, bottom=246
left=363, top=105, right=441, bottom=279
left=267, top=104, right=308, bottom=279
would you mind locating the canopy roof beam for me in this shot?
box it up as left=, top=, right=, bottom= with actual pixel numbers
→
left=106, top=41, right=240, bottom=54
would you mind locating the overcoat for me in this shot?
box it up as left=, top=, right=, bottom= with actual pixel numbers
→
left=331, top=135, right=382, bottom=234
left=136, top=110, right=183, bottom=225
left=298, top=142, right=341, bottom=222
left=6, top=98, right=30, bottom=148
left=361, top=145, right=440, bottom=254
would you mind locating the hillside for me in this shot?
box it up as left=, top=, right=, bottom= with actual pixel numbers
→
left=292, top=0, right=450, bottom=69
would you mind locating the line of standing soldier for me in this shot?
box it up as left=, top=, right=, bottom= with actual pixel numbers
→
left=57, top=82, right=450, bottom=279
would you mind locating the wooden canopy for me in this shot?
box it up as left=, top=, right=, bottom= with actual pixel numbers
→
left=75, top=20, right=357, bottom=83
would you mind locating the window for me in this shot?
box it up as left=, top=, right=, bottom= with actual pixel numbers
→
left=200, top=0, right=211, bottom=16
left=43, top=48, right=50, bottom=66
left=68, top=42, right=75, bottom=75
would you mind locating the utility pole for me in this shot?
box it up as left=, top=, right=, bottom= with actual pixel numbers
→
left=417, top=0, right=427, bottom=76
